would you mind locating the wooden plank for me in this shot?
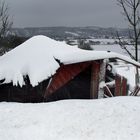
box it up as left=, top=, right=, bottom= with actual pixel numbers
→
left=98, top=60, right=107, bottom=98
left=135, top=87, right=140, bottom=96
left=115, top=74, right=122, bottom=96
left=103, top=86, right=113, bottom=97
left=121, top=77, right=127, bottom=96
left=131, top=86, right=140, bottom=96
left=90, top=61, right=101, bottom=99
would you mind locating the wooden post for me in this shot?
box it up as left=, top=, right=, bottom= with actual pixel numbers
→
left=115, top=75, right=128, bottom=96
left=98, top=60, right=107, bottom=98
left=121, top=77, right=127, bottom=96
left=115, top=74, right=122, bottom=96
left=90, top=61, right=101, bottom=99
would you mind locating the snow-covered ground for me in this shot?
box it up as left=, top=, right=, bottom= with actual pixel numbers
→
left=65, top=31, right=80, bottom=37
left=0, top=97, right=140, bottom=140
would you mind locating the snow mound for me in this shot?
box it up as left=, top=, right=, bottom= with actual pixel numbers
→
left=0, top=35, right=139, bottom=87
left=0, top=97, right=140, bottom=140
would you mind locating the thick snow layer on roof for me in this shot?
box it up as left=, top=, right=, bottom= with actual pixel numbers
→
left=0, top=35, right=140, bottom=87
left=0, top=97, right=140, bottom=140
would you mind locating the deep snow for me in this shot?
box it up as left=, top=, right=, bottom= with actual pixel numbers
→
left=0, top=97, right=140, bottom=140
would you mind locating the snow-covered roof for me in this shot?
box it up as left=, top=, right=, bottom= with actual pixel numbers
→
left=0, top=35, right=140, bottom=87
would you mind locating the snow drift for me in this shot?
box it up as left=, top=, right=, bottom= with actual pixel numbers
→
left=0, top=97, right=140, bottom=140
left=0, top=35, right=139, bottom=87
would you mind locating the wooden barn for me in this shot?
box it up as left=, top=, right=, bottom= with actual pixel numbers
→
left=0, top=35, right=140, bottom=102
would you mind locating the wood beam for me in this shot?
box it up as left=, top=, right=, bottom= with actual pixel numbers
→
left=90, top=61, right=101, bottom=99
left=115, top=74, right=122, bottom=96
left=121, top=77, right=127, bottom=96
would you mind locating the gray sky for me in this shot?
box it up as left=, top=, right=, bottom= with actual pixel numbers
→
left=7, top=0, right=127, bottom=28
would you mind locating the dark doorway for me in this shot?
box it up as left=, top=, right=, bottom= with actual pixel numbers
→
left=46, top=66, right=91, bottom=102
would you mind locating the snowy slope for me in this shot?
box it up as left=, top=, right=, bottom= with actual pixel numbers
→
left=0, top=97, right=140, bottom=140
left=0, top=35, right=139, bottom=87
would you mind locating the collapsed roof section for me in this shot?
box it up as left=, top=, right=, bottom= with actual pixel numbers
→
left=0, top=35, right=139, bottom=87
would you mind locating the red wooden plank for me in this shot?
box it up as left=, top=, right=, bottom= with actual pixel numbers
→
left=44, top=62, right=91, bottom=97
left=121, top=77, right=127, bottom=96
left=115, top=74, right=122, bottom=96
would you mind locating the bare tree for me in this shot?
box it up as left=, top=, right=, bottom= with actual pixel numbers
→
left=0, top=0, right=13, bottom=55
left=117, top=0, right=140, bottom=86
left=117, top=0, right=140, bottom=62
left=0, top=0, right=12, bottom=40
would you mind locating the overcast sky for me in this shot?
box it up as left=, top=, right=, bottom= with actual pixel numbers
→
left=7, top=0, right=127, bottom=28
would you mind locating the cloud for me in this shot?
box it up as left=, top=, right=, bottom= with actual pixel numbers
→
left=7, top=0, right=125, bottom=27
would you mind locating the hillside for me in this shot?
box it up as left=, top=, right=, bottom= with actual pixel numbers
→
left=12, top=26, right=130, bottom=39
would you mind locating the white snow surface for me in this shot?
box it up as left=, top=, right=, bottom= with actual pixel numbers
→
left=0, top=97, right=140, bottom=140
left=0, top=35, right=140, bottom=87
left=111, top=62, right=138, bottom=89
left=65, top=31, right=80, bottom=36
left=92, top=44, right=140, bottom=61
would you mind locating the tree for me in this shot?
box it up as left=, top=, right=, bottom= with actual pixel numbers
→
left=117, top=0, right=140, bottom=62
left=0, top=0, right=13, bottom=54
left=0, top=0, right=12, bottom=39
left=117, top=0, right=140, bottom=86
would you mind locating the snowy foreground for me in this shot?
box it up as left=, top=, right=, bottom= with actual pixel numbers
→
left=0, top=97, right=140, bottom=140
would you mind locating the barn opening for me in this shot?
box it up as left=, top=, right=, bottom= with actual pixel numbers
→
left=46, top=66, right=91, bottom=102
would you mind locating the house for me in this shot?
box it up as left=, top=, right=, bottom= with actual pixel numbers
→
left=0, top=35, right=139, bottom=102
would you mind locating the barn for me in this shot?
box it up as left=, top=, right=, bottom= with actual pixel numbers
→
left=0, top=35, right=140, bottom=102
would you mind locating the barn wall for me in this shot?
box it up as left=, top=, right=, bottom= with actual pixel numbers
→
left=0, top=66, right=92, bottom=103
left=0, top=77, right=50, bottom=103
left=0, top=61, right=104, bottom=102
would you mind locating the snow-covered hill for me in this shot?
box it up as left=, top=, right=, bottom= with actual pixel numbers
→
left=0, top=97, right=140, bottom=140
left=12, top=26, right=129, bottom=39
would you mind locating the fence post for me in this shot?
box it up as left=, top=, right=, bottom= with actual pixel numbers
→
left=115, top=74, right=128, bottom=96
left=115, top=74, right=122, bottom=96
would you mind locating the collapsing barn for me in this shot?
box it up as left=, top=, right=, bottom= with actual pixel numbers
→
left=0, top=35, right=140, bottom=102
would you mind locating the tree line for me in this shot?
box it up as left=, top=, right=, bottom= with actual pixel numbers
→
left=0, top=0, right=26, bottom=55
